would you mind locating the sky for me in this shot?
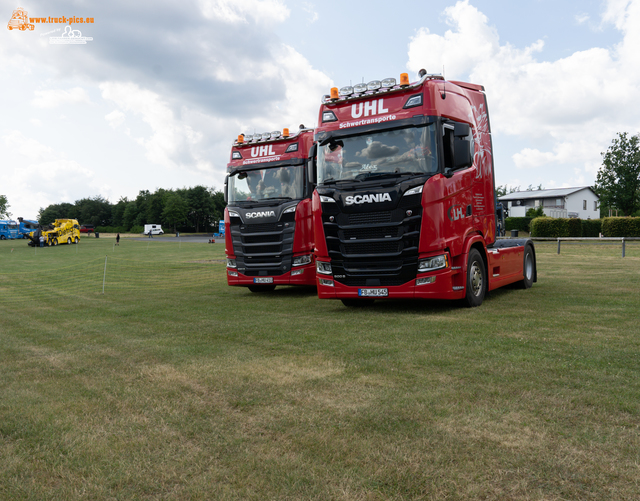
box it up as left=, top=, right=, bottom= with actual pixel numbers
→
left=2, top=0, right=639, bottom=219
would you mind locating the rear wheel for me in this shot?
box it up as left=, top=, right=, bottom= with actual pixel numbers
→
left=52, top=238, right=58, bottom=246
left=67, top=237, right=72, bottom=245
left=248, top=285, right=276, bottom=293
left=74, top=237, right=79, bottom=244
left=0, top=235, right=5, bottom=240
left=464, top=248, right=486, bottom=307
left=341, top=298, right=375, bottom=307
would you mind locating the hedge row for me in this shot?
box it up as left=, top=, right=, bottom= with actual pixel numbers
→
left=505, top=217, right=533, bottom=233
left=528, top=217, right=640, bottom=237
left=601, top=217, right=640, bottom=237
left=95, top=225, right=144, bottom=234
left=530, top=218, right=582, bottom=238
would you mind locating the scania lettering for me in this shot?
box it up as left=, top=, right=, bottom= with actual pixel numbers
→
left=312, top=72, right=536, bottom=307
left=225, top=126, right=316, bottom=292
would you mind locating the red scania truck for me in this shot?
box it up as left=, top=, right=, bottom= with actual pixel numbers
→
left=225, top=126, right=316, bottom=292
left=311, top=71, right=536, bottom=306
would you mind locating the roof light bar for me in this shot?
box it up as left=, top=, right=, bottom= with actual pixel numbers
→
left=339, top=86, right=353, bottom=96
left=353, top=83, right=367, bottom=93
left=367, top=80, right=381, bottom=91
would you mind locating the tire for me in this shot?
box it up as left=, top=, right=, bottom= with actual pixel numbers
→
left=74, top=237, right=79, bottom=244
left=518, top=244, right=535, bottom=289
left=67, top=237, right=72, bottom=245
left=464, top=248, right=486, bottom=307
left=248, top=285, right=276, bottom=293
left=0, top=235, right=5, bottom=240
left=341, top=298, right=375, bottom=307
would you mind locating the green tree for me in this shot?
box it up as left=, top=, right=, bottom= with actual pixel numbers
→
left=74, top=196, right=112, bottom=227
left=38, top=203, right=76, bottom=225
left=525, top=207, right=545, bottom=218
left=162, top=193, right=189, bottom=232
left=0, top=194, right=10, bottom=218
left=595, top=132, right=640, bottom=216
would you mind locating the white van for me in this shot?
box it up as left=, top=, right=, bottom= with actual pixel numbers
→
left=144, top=224, right=164, bottom=235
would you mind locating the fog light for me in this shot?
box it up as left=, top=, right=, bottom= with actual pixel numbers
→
left=291, top=269, right=304, bottom=276
left=228, top=270, right=238, bottom=277
left=416, top=276, right=436, bottom=285
left=319, top=278, right=334, bottom=287
left=316, top=261, right=332, bottom=275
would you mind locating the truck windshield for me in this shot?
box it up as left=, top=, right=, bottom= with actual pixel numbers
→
left=228, top=164, right=304, bottom=203
left=317, top=124, right=437, bottom=185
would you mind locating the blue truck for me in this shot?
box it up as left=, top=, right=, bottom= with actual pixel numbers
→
left=17, top=218, right=40, bottom=239
left=0, top=220, right=20, bottom=240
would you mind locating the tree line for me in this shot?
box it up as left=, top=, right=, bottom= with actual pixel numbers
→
left=38, top=186, right=226, bottom=233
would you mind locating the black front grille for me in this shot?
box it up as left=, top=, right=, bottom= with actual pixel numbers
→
left=229, top=220, right=295, bottom=276
left=348, top=211, right=392, bottom=225
left=324, top=201, right=422, bottom=287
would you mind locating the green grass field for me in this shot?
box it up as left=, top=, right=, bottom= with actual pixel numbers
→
left=1, top=236, right=639, bottom=500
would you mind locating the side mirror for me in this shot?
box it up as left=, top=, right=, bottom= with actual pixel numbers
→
left=307, top=143, right=317, bottom=188
left=223, top=175, right=228, bottom=204
left=453, top=138, right=473, bottom=169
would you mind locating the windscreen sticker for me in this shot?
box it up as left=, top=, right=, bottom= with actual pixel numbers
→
left=339, top=114, right=397, bottom=129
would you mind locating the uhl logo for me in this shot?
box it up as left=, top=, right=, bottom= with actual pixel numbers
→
left=251, top=145, right=275, bottom=158
left=351, top=99, right=388, bottom=118
left=448, top=205, right=464, bottom=222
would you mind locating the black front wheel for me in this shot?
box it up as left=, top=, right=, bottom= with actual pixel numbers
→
left=464, top=248, right=486, bottom=307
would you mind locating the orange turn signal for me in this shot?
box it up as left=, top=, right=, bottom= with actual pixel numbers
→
left=400, top=73, right=409, bottom=86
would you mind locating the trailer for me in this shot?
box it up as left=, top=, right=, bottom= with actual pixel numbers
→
left=311, top=71, right=536, bottom=306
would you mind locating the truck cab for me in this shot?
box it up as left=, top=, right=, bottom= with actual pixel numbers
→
left=0, top=220, right=19, bottom=240
left=224, top=127, right=316, bottom=292
left=312, top=71, right=536, bottom=306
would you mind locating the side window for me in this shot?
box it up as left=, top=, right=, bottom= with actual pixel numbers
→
left=583, top=200, right=587, bottom=210
left=443, top=121, right=474, bottom=171
left=443, top=124, right=455, bottom=169
left=594, top=201, right=598, bottom=211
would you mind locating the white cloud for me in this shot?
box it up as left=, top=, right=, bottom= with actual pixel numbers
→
left=31, top=87, right=91, bottom=108
left=198, top=0, right=290, bottom=25
left=303, top=2, right=319, bottom=23
left=100, top=82, right=202, bottom=169
left=2, top=131, right=99, bottom=218
left=105, top=110, right=125, bottom=129
left=407, top=0, right=640, bottom=186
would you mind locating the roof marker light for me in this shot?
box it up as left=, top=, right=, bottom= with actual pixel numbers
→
left=237, top=134, right=244, bottom=144
left=400, top=73, right=410, bottom=86
left=381, top=78, right=396, bottom=88
left=353, top=83, right=367, bottom=93
left=367, top=80, right=381, bottom=91
left=330, top=87, right=339, bottom=99
left=283, top=128, right=290, bottom=137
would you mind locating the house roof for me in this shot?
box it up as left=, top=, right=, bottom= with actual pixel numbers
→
left=498, top=186, right=598, bottom=201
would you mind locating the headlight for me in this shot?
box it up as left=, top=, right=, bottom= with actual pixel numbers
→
left=293, top=254, right=312, bottom=267
left=226, top=258, right=237, bottom=268
left=316, top=261, right=332, bottom=275
left=404, top=185, right=423, bottom=197
left=418, top=254, right=448, bottom=273
left=283, top=204, right=297, bottom=214
left=320, top=195, right=336, bottom=203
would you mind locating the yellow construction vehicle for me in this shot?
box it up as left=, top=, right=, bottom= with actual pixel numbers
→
left=26, top=219, right=81, bottom=247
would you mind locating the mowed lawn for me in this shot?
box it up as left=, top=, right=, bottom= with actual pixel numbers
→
left=1, top=236, right=639, bottom=500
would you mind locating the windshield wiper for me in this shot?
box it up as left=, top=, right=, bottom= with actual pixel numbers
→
left=257, top=197, right=293, bottom=201
left=354, top=171, right=421, bottom=181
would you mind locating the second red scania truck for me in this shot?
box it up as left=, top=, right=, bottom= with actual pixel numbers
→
left=311, top=71, right=536, bottom=306
left=225, top=126, right=316, bottom=292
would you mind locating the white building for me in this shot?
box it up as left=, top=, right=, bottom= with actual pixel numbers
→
left=499, top=187, right=600, bottom=219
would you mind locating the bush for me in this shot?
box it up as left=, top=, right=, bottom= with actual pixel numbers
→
left=530, top=217, right=581, bottom=238
left=129, top=225, right=144, bottom=234
left=581, top=219, right=602, bottom=237
left=505, top=217, right=533, bottom=233
left=96, top=226, right=128, bottom=234
left=602, top=217, right=640, bottom=237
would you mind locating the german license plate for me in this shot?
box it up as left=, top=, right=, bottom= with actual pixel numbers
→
left=358, top=288, right=388, bottom=297
left=254, top=277, right=273, bottom=284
